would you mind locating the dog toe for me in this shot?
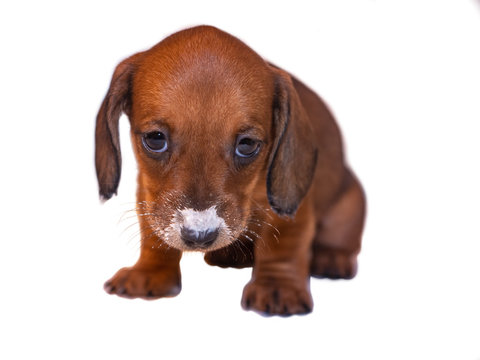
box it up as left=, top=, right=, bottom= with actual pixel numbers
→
left=311, top=251, right=358, bottom=280
left=104, top=266, right=181, bottom=299
left=241, top=280, right=313, bottom=316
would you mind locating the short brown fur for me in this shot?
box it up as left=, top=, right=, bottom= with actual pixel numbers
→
left=95, top=26, right=366, bottom=316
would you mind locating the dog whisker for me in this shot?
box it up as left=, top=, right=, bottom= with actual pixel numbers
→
left=250, top=199, right=275, bottom=220
left=243, top=228, right=260, bottom=238
left=230, top=237, right=250, bottom=262
left=122, top=220, right=142, bottom=235
left=250, top=218, right=280, bottom=237
left=117, top=208, right=140, bottom=224
left=242, top=233, right=255, bottom=242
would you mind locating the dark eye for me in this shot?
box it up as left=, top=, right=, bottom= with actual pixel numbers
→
left=143, top=131, right=168, bottom=153
left=235, top=137, right=260, bottom=158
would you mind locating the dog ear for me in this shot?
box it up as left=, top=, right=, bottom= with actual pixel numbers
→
left=267, top=68, right=318, bottom=217
left=95, top=53, right=141, bottom=201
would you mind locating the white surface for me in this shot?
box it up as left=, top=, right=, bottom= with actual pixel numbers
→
left=1, top=1, right=479, bottom=359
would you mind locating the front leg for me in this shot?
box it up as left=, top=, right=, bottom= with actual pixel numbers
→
left=241, top=200, right=315, bottom=316
left=104, top=213, right=182, bottom=299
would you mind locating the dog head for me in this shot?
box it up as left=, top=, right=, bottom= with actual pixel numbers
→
left=95, top=26, right=317, bottom=251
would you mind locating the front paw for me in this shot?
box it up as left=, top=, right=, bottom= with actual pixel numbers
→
left=104, top=266, right=181, bottom=299
left=241, top=279, right=313, bottom=316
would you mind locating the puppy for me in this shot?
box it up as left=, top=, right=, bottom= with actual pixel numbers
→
left=95, top=26, right=366, bottom=316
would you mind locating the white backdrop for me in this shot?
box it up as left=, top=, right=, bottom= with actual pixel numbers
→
left=1, top=1, right=479, bottom=359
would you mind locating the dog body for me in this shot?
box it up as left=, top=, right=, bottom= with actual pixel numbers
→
left=96, top=26, right=366, bottom=316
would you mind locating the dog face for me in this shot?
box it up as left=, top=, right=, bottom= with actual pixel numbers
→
left=95, top=26, right=317, bottom=252
left=129, top=39, right=275, bottom=251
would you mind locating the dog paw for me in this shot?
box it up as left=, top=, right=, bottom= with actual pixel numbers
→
left=310, top=250, right=358, bottom=279
left=241, top=279, right=313, bottom=316
left=104, top=266, right=181, bottom=299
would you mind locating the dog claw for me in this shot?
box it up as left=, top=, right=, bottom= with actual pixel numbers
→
left=104, top=281, right=116, bottom=294
left=118, top=287, right=127, bottom=295
left=302, top=302, right=312, bottom=313
left=264, top=304, right=271, bottom=314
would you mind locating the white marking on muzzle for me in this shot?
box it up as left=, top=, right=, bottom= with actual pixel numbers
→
left=158, top=205, right=233, bottom=251
left=179, top=206, right=225, bottom=234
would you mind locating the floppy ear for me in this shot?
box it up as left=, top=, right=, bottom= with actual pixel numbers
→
left=95, top=54, right=141, bottom=201
left=267, top=68, right=318, bottom=217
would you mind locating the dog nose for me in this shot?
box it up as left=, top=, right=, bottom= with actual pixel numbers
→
left=180, top=227, right=219, bottom=248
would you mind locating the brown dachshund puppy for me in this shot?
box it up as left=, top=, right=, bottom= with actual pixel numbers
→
left=95, top=26, right=366, bottom=316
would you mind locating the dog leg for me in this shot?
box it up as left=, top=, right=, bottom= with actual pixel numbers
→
left=104, top=248, right=182, bottom=299
left=310, top=169, right=366, bottom=279
left=241, top=202, right=316, bottom=316
left=104, top=215, right=182, bottom=299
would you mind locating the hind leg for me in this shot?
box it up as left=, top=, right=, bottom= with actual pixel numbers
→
left=311, top=169, right=366, bottom=279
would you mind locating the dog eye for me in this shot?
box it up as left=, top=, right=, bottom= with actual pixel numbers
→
left=143, top=131, right=168, bottom=153
left=235, top=137, right=260, bottom=158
